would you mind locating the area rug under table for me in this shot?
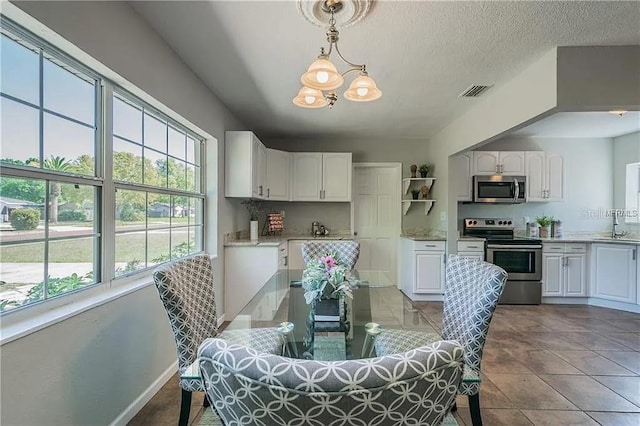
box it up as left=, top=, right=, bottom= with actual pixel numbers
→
left=197, top=407, right=458, bottom=425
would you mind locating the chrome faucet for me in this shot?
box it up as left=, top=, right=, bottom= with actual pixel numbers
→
left=612, top=211, right=627, bottom=239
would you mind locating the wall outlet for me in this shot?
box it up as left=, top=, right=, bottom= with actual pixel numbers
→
left=440, top=211, right=447, bottom=222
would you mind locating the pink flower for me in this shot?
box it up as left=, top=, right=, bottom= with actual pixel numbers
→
left=320, top=255, right=336, bottom=269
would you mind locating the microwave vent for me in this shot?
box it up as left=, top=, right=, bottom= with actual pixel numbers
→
left=458, top=85, right=493, bottom=98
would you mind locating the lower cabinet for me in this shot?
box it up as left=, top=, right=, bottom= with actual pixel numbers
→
left=591, top=243, right=637, bottom=304
left=400, top=238, right=446, bottom=299
left=542, top=243, right=587, bottom=297
left=224, top=245, right=280, bottom=320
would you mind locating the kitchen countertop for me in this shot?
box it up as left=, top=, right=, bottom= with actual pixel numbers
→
left=400, top=233, right=447, bottom=241
left=224, top=232, right=354, bottom=247
left=538, top=236, right=640, bottom=245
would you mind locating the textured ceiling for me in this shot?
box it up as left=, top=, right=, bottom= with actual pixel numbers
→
left=131, top=1, right=640, bottom=140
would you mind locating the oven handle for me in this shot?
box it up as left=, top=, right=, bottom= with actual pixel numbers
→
left=487, top=244, right=542, bottom=250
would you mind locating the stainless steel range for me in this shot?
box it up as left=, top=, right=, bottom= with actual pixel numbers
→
left=463, top=218, right=543, bottom=304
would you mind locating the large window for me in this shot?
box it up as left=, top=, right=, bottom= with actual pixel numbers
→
left=0, top=19, right=205, bottom=313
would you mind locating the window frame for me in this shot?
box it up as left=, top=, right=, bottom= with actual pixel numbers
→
left=0, top=16, right=207, bottom=319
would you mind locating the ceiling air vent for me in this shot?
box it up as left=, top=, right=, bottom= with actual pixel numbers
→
left=458, top=85, right=493, bottom=98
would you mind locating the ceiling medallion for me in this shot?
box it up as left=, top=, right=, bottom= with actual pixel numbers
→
left=293, top=0, right=381, bottom=109
left=297, top=0, right=372, bottom=28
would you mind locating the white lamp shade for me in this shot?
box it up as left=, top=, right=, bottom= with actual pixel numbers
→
left=343, top=74, right=382, bottom=102
left=293, top=86, right=328, bottom=108
left=301, top=58, right=344, bottom=91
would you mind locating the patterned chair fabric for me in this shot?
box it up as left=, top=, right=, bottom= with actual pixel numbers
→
left=153, top=255, right=284, bottom=426
left=199, top=337, right=464, bottom=426
left=373, top=255, right=507, bottom=425
left=302, top=240, right=360, bottom=269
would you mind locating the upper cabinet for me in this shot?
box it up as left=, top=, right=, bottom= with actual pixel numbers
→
left=525, top=152, right=564, bottom=202
left=473, top=151, right=525, bottom=175
left=265, top=148, right=290, bottom=201
left=291, top=152, right=352, bottom=201
left=225, top=131, right=267, bottom=199
left=451, top=152, right=473, bottom=202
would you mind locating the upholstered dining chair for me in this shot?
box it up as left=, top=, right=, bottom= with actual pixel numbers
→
left=153, top=254, right=285, bottom=426
left=198, top=337, right=464, bottom=426
left=302, top=240, right=360, bottom=269
left=373, top=255, right=508, bottom=426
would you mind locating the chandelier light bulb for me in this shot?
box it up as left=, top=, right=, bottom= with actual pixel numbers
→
left=305, top=95, right=316, bottom=104
left=316, top=71, right=329, bottom=84
left=344, top=73, right=382, bottom=102
left=356, top=87, right=369, bottom=97
left=301, top=57, right=344, bottom=90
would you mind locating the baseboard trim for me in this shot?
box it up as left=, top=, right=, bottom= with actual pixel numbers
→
left=109, top=360, right=178, bottom=426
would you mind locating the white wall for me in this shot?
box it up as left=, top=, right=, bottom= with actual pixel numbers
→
left=265, top=136, right=432, bottom=231
left=457, top=138, right=614, bottom=233
left=2, top=2, right=246, bottom=425
left=613, top=131, right=640, bottom=233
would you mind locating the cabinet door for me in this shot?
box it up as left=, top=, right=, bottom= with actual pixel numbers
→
left=266, top=149, right=290, bottom=201
left=322, top=153, right=352, bottom=201
left=414, top=251, right=445, bottom=293
left=472, top=152, right=499, bottom=175
left=592, top=244, right=637, bottom=303
left=291, top=153, right=323, bottom=201
left=565, top=254, right=586, bottom=296
left=499, top=152, right=525, bottom=175
left=545, top=153, right=564, bottom=201
left=525, top=151, right=546, bottom=201
left=224, top=131, right=253, bottom=198
left=287, top=240, right=307, bottom=270
left=451, top=153, right=473, bottom=201
left=543, top=253, right=563, bottom=296
left=251, top=135, right=266, bottom=199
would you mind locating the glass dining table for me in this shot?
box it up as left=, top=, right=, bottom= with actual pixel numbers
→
left=182, top=269, right=440, bottom=380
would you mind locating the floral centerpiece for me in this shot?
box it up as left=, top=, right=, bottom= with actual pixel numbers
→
left=302, top=252, right=355, bottom=305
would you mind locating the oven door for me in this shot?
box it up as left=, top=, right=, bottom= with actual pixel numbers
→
left=486, top=244, right=542, bottom=281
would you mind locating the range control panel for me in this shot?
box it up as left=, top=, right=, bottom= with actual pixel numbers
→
left=464, top=218, right=514, bottom=229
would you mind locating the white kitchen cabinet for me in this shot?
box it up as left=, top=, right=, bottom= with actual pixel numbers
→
left=400, top=238, right=446, bottom=299
left=542, top=243, right=586, bottom=297
left=451, top=152, right=473, bottom=201
left=265, top=148, right=290, bottom=200
left=224, top=245, right=279, bottom=319
left=291, top=152, right=352, bottom=201
left=457, top=240, right=485, bottom=261
left=591, top=243, right=637, bottom=304
left=472, top=151, right=524, bottom=175
left=287, top=240, right=306, bottom=270
left=225, top=131, right=267, bottom=199
left=525, top=151, right=564, bottom=202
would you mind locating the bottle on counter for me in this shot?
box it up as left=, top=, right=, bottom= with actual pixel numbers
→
left=554, top=220, right=563, bottom=238
left=529, top=222, right=539, bottom=238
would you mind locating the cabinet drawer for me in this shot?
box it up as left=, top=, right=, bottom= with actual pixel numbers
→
left=457, top=241, right=484, bottom=252
left=543, top=243, right=565, bottom=253
left=413, top=241, right=446, bottom=251
left=564, top=243, right=587, bottom=254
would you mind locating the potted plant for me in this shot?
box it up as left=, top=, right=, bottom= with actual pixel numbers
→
left=410, top=189, right=420, bottom=200
left=241, top=199, right=262, bottom=241
left=536, top=215, right=554, bottom=238
left=418, top=163, right=430, bottom=178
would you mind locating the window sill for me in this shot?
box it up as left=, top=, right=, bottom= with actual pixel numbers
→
left=0, top=276, right=154, bottom=346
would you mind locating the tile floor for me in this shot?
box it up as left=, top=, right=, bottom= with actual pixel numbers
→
left=129, top=303, right=640, bottom=426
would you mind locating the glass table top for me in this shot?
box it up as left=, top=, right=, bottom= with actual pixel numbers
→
left=182, top=269, right=440, bottom=379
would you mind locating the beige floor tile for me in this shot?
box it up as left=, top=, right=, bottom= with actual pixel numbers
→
left=457, top=408, right=533, bottom=426
left=525, top=331, right=589, bottom=351
left=485, top=373, right=577, bottom=410
left=596, top=350, right=640, bottom=375
left=481, top=348, right=533, bottom=374
left=592, top=375, right=640, bottom=406
left=557, top=331, right=636, bottom=351
left=507, top=349, right=583, bottom=375
left=454, top=377, right=515, bottom=409
left=552, top=350, right=637, bottom=375
left=605, top=333, right=640, bottom=350
left=521, top=409, right=599, bottom=425
left=586, top=411, right=640, bottom=426
left=540, top=375, right=640, bottom=412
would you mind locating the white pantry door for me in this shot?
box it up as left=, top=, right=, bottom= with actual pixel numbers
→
left=352, top=163, right=401, bottom=284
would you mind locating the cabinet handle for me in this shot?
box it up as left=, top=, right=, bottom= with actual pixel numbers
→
left=424, top=244, right=437, bottom=248
left=633, top=249, right=637, bottom=261
left=284, top=255, right=288, bottom=266
left=267, top=188, right=270, bottom=198
left=466, top=245, right=480, bottom=249
left=259, top=185, right=263, bottom=196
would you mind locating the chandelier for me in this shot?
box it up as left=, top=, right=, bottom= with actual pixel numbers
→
left=293, top=0, right=382, bottom=109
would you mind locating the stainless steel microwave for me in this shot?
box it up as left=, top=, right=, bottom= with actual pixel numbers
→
left=473, top=175, right=526, bottom=203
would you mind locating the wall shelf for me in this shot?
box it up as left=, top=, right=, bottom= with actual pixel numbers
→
left=402, top=200, right=436, bottom=215
left=402, top=178, right=436, bottom=215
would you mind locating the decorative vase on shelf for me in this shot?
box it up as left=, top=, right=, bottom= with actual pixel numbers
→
left=250, top=220, right=259, bottom=241
left=410, top=164, right=417, bottom=178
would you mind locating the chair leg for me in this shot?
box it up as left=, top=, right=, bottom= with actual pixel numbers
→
left=468, top=393, right=482, bottom=426
left=179, top=389, right=192, bottom=426
left=451, top=402, right=458, bottom=412
left=203, top=393, right=210, bottom=408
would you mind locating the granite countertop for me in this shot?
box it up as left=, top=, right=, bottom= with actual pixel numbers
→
left=224, top=231, right=354, bottom=247
left=400, top=231, right=447, bottom=241
left=538, top=236, right=640, bottom=245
